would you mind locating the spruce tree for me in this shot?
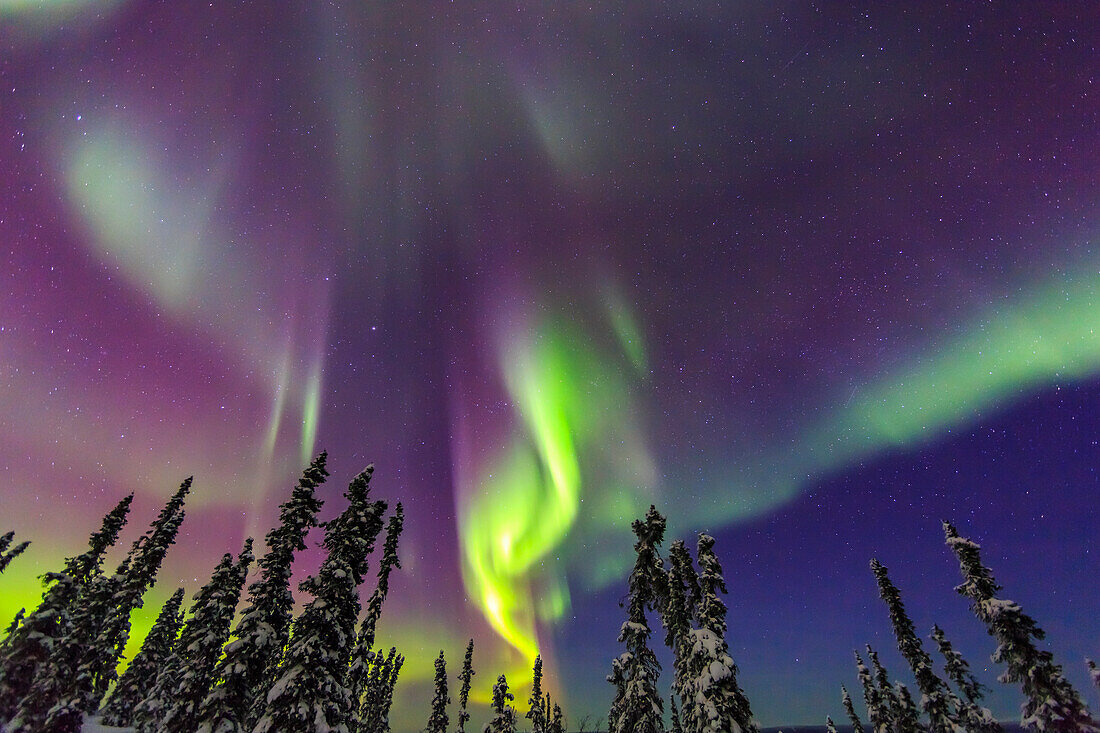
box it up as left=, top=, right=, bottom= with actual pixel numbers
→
left=681, top=533, right=756, bottom=733
left=866, top=646, right=920, bottom=733
left=156, top=538, right=254, bottom=733
left=426, top=650, right=450, bottom=733
left=380, top=652, right=404, bottom=733
left=608, top=506, right=666, bottom=733
left=196, top=453, right=328, bottom=733
left=0, top=493, right=134, bottom=725
left=664, top=539, right=695, bottom=733
left=931, top=624, right=1001, bottom=732
left=1089, top=659, right=1100, bottom=692
left=548, top=701, right=564, bottom=733
left=894, top=683, right=923, bottom=731
left=841, top=685, right=865, bottom=733
left=0, top=532, right=30, bottom=574
left=360, top=646, right=401, bottom=733
left=669, top=694, right=683, bottom=733
left=347, top=502, right=404, bottom=723
left=74, top=476, right=191, bottom=713
left=485, top=673, right=517, bottom=733
left=870, top=558, right=957, bottom=732
left=456, top=638, right=476, bottom=733
left=527, top=654, right=545, bottom=733
left=825, top=716, right=839, bottom=733
left=98, top=587, right=186, bottom=728
left=856, top=650, right=889, bottom=733
left=358, top=647, right=389, bottom=733
left=254, top=466, right=387, bottom=733
left=944, top=521, right=1098, bottom=731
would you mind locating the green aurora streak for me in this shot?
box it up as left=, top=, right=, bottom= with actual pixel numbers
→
left=458, top=258, right=1100, bottom=672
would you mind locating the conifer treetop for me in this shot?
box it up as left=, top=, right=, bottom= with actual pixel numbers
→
left=426, top=649, right=450, bottom=733
left=944, top=521, right=1098, bottom=732
left=457, top=638, right=476, bottom=733
left=841, top=684, right=865, bottom=733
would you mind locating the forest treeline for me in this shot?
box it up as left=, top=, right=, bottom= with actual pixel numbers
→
left=1, top=454, right=1098, bottom=733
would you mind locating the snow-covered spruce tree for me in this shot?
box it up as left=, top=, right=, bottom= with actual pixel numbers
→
left=358, top=646, right=396, bottom=733
left=855, top=649, right=890, bottom=733
left=347, top=502, right=404, bottom=723
left=426, top=650, right=450, bottom=733
left=24, top=484, right=190, bottom=733
left=944, top=521, right=1099, bottom=731
left=361, top=648, right=404, bottom=733
left=527, top=654, right=545, bottom=733
left=0, top=492, right=133, bottom=724
left=663, top=539, right=695, bottom=733
left=98, top=587, right=186, bottom=728
left=896, top=684, right=926, bottom=731
left=154, top=538, right=254, bottom=733
left=1090, top=659, right=1100, bottom=692
left=669, top=694, right=683, bottom=733
left=456, top=638, right=476, bottom=733
left=485, top=674, right=518, bottom=733
left=866, top=646, right=921, bottom=733
left=196, top=453, right=328, bottom=733
left=931, top=624, right=1001, bottom=732
left=548, top=701, right=564, bottom=733
left=2, top=610, right=25, bottom=646
left=870, top=558, right=958, bottom=732
left=75, top=476, right=191, bottom=713
left=607, top=506, right=666, bottom=733
left=825, top=715, right=839, bottom=733
left=0, top=531, right=30, bottom=574
left=681, top=533, right=756, bottom=733
left=841, top=684, right=865, bottom=733
left=254, top=466, right=387, bottom=733
left=132, top=542, right=251, bottom=733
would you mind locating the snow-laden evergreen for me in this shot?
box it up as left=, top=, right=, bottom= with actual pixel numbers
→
left=841, top=684, right=865, bottom=733
left=825, top=715, right=839, bottom=733
left=862, top=647, right=906, bottom=726
left=944, top=521, right=1099, bottom=732
left=856, top=649, right=890, bottom=733
left=526, top=654, right=545, bottom=733
left=158, top=538, right=253, bottom=733
left=70, top=478, right=191, bottom=716
left=484, top=674, right=517, bottom=733
left=253, top=466, right=386, bottom=733
left=0, top=494, right=132, bottom=725
left=1089, top=659, right=1100, bottom=693
left=664, top=539, right=696, bottom=733
left=547, top=700, right=564, bottom=733
left=425, top=650, right=450, bottom=733
left=456, top=639, right=476, bottom=733
left=0, top=531, right=30, bottom=575
left=893, top=683, right=923, bottom=732
left=931, top=624, right=1001, bottom=732
left=680, top=534, right=756, bottom=733
left=347, top=503, right=403, bottom=728
left=132, top=540, right=252, bottom=733
left=98, top=587, right=186, bottom=728
left=870, top=558, right=958, bottom=733
left=196, top=453, right=328, bottom=733
left=357, top=647, right=403, bottom=733
left=607, top=506, right=666, bottom=733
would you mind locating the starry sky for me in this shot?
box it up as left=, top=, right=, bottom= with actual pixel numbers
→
left=1, top=2, right=1098, bottom=730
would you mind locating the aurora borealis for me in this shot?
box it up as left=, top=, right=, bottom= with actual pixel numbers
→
left=2, top=2, right=1098, bottom=729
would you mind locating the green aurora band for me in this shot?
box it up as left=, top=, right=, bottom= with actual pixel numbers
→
left=459, top=303, right=654, bottom=685
left=458, top=257, right=1100, bottom=677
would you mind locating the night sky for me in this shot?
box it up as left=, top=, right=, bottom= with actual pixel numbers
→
left=2, top=2, right=1098, bottom=730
